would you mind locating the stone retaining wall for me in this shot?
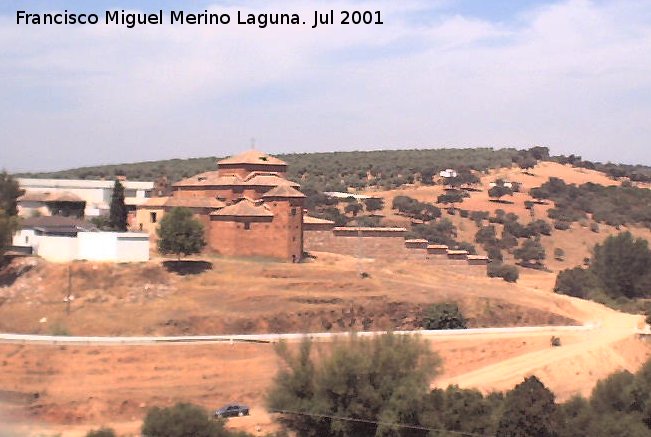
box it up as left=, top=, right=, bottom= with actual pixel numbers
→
left=304, top=227, right=489, bottom=274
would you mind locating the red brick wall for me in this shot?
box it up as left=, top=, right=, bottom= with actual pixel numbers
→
left=304, top=230, right=407, bottom=259
left=208, top=198, right=303, bottom=262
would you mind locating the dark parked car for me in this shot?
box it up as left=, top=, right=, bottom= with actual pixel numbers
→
left=214, top=404, right=250, bottom=418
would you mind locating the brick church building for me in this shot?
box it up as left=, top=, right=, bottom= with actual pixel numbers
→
left=136, top=149, right=306, bottom=262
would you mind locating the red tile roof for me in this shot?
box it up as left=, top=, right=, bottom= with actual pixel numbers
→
left=263, top=185, right=305, bottom=198
left=210, top=199, right=273, bottom=217
left=218, top=149, right=287, bottom=166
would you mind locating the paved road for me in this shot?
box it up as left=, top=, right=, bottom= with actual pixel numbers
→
left=0, top=324, right=596, bottom=346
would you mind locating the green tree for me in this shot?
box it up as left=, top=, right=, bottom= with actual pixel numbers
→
left=344, top=202, right=363, bottom=217
left=488, top=263, right=519, bottom=282
left=488, top=184, right=513, bottom=201
left=591, top=232, right=651, bottom=298
left=0, top=172, right=23, bottom=258
left=553, top=267, right=597, bottom=299
left=421, top=303, right=467, bottom=330
left=109, top=179, right=128, bottom=231
left=157, top=207, right=206, bottom=259
left=475, top=225, right=498, bottom=245
left=496, top=376, right=558, bottom=437
left=423, top=386, right=501, bottom=435
left=266, top=333, right=440, bottom=437
left=142, top=402, right=240, bottom=437
left=590, top=370, right=638, bottom=415
left=0, top=171, right=24, bottom=216
left=410, top=218, right=457, bottom=246
left=364, top=197, right=384, bottom=213
left=437, top=191, right=465, bottom=208
left=514, top=238, right=546, bottom=267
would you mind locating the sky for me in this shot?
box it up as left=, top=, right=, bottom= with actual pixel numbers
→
left=1, top=0, right=651, bottom=172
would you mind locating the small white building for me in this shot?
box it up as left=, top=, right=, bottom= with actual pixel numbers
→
left=12, top=216, right=150, bottom=263
left=17, top=178, right=155, bottom=217
left=439, top=169, right=458, bottom=178
left=323, top=192, right=377, bottom=200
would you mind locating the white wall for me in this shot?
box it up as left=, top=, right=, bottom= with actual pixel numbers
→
left=35, top=235, right=79, bottom=262
left=12, top=229, right=36, bottom=247
left=116, top=234, right=150, bottom=262
left=13, top=231, right=150, bottom=263
left=77, top=232, right=118, bottom=261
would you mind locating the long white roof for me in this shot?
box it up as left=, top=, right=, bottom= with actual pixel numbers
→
left=18, top=178, right=154, bottom=190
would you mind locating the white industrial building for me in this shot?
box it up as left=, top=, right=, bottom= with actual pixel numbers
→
left=12, top=216, right=150, bottom=263
left=17, top=178, right=155, bottom=217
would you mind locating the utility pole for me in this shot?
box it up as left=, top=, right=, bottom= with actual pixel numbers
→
left=65, top=265, right=72, bottom=315
left=357, top=228, right=364, bottom=277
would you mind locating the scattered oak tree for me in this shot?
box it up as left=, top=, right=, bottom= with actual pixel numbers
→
left=157, top=207, right=206, bottom=260
left=488, top=182, right=513, bottom=202
left=364, top=197, right=384, bottom=213
left=514, top=238, right=546, bottom=268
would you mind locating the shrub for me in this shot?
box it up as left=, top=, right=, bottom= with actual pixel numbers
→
left=514, top=238, right=546, bottom=267
left=499, top=231, right=518, bottom=251
left=410, top=219, right=457, bottom=246
left=554, top=248, right=565, bottom=261
left=475, top=225, right=497, bottom=245
left=354, top=216, right=382, bottom=227
left=455, top=241, right=477, bottom=255
left=527, top=219, right=552, bottom=237
left=470, top=210, right=489, bottom=226
left=421, top=303, right=467, bottom=330
left=142, top=403, right=235, bottom=437
left=363, top=197, right=384, bottom=212
left=485, top=244, right=503, bottom=261
left=459, top=209, right=469, bottom=218
left=488, top=183, right=513, bottom=201
left=553, top=220, right=571, bottom=230
left=86, top=428, right=116, bottom=437
left=590, top=222, right=600, bottom=233
left=488, top=263, right=519, bottom=282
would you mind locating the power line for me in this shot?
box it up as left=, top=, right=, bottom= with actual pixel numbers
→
left=269, top=408, right=494, bottom=437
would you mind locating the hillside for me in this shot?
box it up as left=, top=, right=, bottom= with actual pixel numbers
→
left=361, top=161, right=651, bottom=272
left=0, top=252, right=576, bottom=337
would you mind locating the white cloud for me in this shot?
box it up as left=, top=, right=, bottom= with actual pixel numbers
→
left=1, top=0, right=650, bottom=171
